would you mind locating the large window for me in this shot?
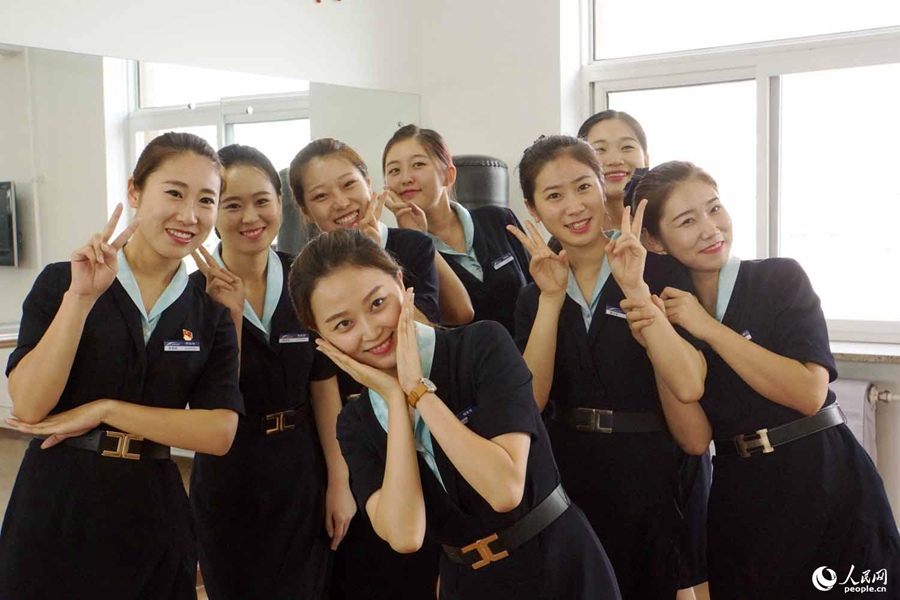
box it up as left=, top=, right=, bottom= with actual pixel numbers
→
left=586, top=14, right=900, bottom=341
left=593, top=1, right=900, bottom=60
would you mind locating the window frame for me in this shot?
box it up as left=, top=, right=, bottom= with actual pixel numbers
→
left=583, top=22, right=900, bottom=342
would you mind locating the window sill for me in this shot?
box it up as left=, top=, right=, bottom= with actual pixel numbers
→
left=831, top=342, right=900, bottom=365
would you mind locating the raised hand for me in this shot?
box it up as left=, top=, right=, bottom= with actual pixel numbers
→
left=395, top=288, right=424, bottom=395
left=315, top=337, right=403, bottom=402
left=606, top=199, right=650, bottom=299
left=192, top=246, right=245, bottom=317
left=358, top=192, right=387, bottom=245
left=383, top=188, right=428, bottom=233
left=69, top=204, right=140, bottom=300
left=660, top=287, right=720, bottom=341
left=506, top=221, right=569, bottom=300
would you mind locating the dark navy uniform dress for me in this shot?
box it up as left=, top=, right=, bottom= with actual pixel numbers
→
left=430, top=204, right=531, bottom=335
left=514, top=252, right=689, bottom=600
left=189, top=251, right=336, bottom=600
left=337, top=322, right=620, bottom=600
left=698, top=258, right=900, bottom=599
left=329, top=226, right=444, bottom=600
left=0, top=262, right=243, bottom=600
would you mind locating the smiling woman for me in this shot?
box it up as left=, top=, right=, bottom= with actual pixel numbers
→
left=0, top=132, right=244, bottom=600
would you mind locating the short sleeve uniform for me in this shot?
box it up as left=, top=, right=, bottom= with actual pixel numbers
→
left=189, top=251, right=337, bottom=600
left=434, top=205, right=531, bottom=335
left=698, top=258, right=900, bottom=598
left=337, top=322, right=620, bottom=600
left=0, top=262, right=243, bottom=600
left=513, top=252, right=688, bottom=600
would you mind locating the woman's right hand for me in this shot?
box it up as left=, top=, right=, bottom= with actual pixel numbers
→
left=358, top=192, right=387, bottom=246
left=191, top=246, right=245, bottom=317
left=316, top=338, right=404, bottom=402
left=69, top=204, right=140, bottom=301
left=506, top=221, right=569, bottom=299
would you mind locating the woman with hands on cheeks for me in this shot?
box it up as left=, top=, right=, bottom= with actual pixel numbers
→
left=289, top=229, right=620, bottom=600
left=381, top=125, right=530, bottom=335
left=187, top=144, right=353, bottom=600
left=508, top=135, right=706, bottom=600
left=0, top=132, right=244, bottom=600
left=627, top=161, right=900, bottom=599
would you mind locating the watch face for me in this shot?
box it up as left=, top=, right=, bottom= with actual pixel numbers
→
left=423, top=378, right=437, bottom=392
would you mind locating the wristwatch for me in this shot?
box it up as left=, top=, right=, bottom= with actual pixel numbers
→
left=407, top=377, right=437, bottom=408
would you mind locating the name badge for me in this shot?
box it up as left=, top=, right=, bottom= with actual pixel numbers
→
left=279, top=333, right=310, bottom=344
left=456, top=405, right=476, bottom=424
left=492, top=253, right=515, bottom=270
left=741, top=329, right=752, bottom=340
left=605, top=305, right=627, bottom=319
left=164, top=341, right=201, bottom=352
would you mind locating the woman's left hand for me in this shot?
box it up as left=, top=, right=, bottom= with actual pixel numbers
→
left=606, top=199, right=651, bottom=299
left=316, top=339, right=403, bottom=401
left=660, top=287, right=720, bottom=341
left=395, top=288, right=424, bottom=395
left=324, top=480, right=357, bottom=550
left=383, top=189, right=428, bottom=233
left=192, top=246, right=245, bottom=316
left=5, top=400, right=110, bottom=449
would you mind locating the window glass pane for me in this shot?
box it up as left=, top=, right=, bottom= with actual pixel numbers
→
left=231, top=119, right=311, bottom=172
left=594, top=0, right=900, bottom=60
left=608, top=80, right=757, bottom=259
left=780, top=63, right=900, bottom=323
left=140, top=62, right=309, bottom=108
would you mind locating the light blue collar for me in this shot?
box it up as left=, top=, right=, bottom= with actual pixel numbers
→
left=565, top=232, right=619, bottom=331
left=116, top=248, right=189, bottom=344
left=377, top=221, right=389, bottom=249
left=715, top=255, right=742, bottom=322
left=428, top=203, right=483, bottom=281
left=369, top=323, right=445, bottom=490
left=214, top=245, right=282, bottom=340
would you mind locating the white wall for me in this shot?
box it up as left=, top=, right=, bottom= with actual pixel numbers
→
left=0, top=0, right=423, bottom=94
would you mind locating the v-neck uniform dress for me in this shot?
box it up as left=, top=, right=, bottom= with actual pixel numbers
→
left=189, top=250, right=336, bottom=600
left=514, top=251, right=691, bottom=600
left=428, top=204, right=531, bottom=335
left=336, top=321, right=620, bottom=600
left=0, top=258, right=243, bottom=600
left=697, top=257, right=900, bottom=599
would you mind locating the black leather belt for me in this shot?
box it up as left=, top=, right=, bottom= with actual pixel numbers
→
left=715, top=403, right=845, bottom=458
left=38, top=429, right=171, bottom=460
left=552, top=407, right=668, bottom=433
left=443, top=484, right=570, bottom=570
left=240, top=405, right=308, bottom=435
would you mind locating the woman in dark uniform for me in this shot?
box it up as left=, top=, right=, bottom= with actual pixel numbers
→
left=508, top=135, right=707, bottom=600
left=289, top=138, right=473, bottom=329
left=629, top=160, right=900, bottom=599
left=288, top=228, right=621, bottom=600
left=188, top=144, right=355, bottom=599
left=288, top=138, right=449, bottom=598
left=579, top=109, right=711, bottom=599
left=1, top=132, right=244, bottom=600
left=381, top=125, right=530, bottom=335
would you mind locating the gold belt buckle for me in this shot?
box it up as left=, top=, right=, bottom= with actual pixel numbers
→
left=101, top=431, right=143, bottom=460
left=734, top=428, right=774, bottom=458
left=461, top=532, right=509, bottom=570
left=265, top=411, right=296, bottom=435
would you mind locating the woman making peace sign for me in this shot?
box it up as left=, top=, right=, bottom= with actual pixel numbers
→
left=509, top=135, right=706, bottom=600
left=0, top=132, right=244, bottom=599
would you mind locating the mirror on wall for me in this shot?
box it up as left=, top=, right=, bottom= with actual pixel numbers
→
left=0, top=44, right=420, bottom=324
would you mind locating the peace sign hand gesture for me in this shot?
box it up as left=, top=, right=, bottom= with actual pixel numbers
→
left=506, top=221, right=569, bottom=301
left=383, top=188, right=428, bottom=233
left=191, top=246, right=245, bottom=318
left=358, top=191, right=387, bottom=246
left=606, top=199, right=651, bottom=299
left=69, top=204, right=140, bottom=301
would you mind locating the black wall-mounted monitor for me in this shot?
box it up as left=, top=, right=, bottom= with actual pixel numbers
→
left=0, top=182, right=19, bottom=267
